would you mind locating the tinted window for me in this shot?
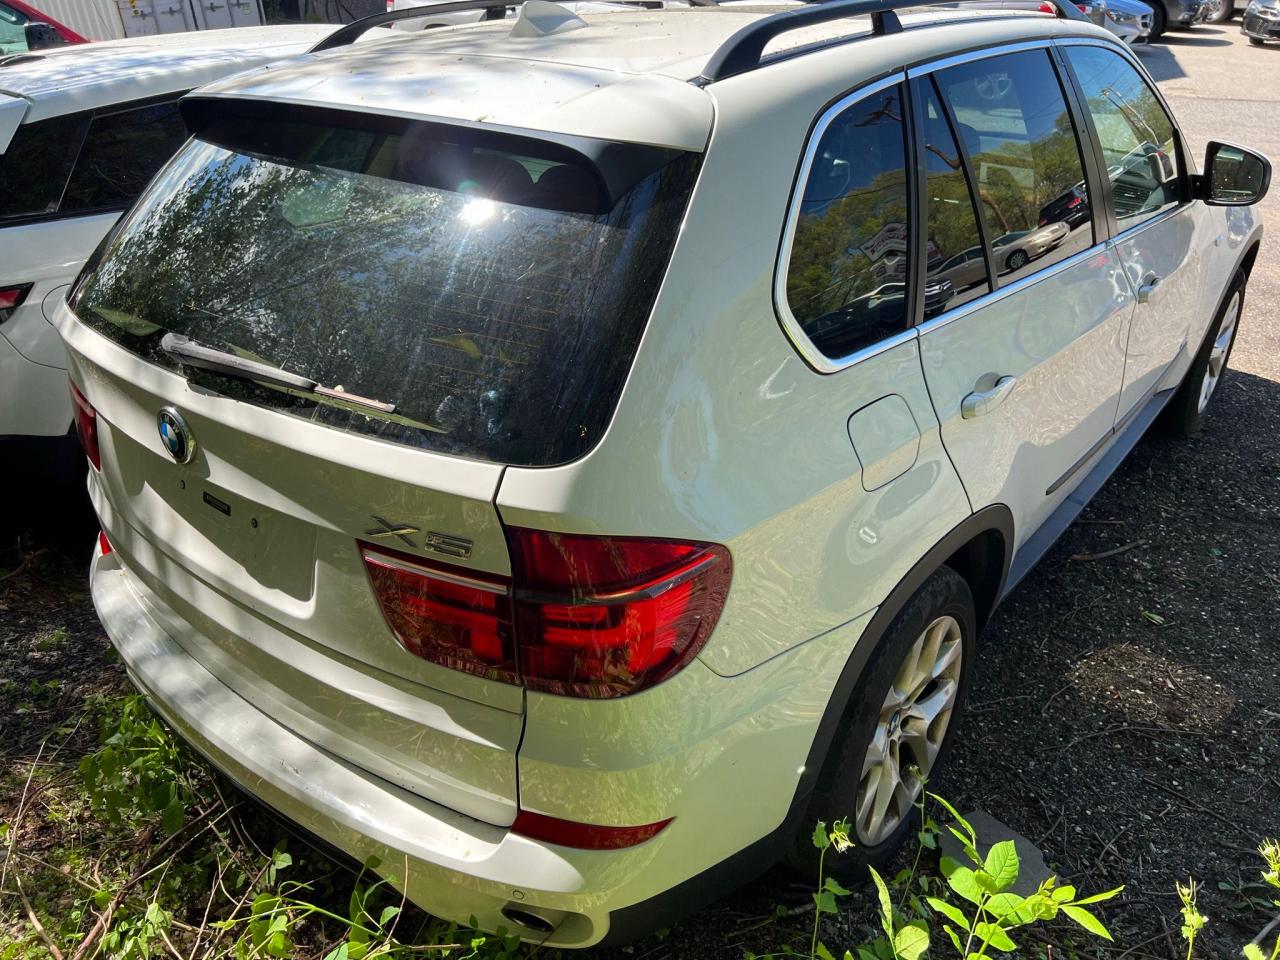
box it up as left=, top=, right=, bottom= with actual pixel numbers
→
left=785, top=84, right=910, bottom=360
left=935, top=50, right=1094, bottom=282
left=0, top=2, right=29, bottom=54
left=70, top=113, right=700, bottom=467
left=62, top=102, right=187, bottom=212
left=0, top=114, right=87, bottom=220
left=921, top=80, right=990, bottom=315
left=1065, top=45, right=1182, bottom=227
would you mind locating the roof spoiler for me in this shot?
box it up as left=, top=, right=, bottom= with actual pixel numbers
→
left=697, top=0, right=1091, bottom=83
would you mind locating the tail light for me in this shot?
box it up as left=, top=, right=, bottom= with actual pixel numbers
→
left=0, top=283, right=32, bottom=323
left=361, top=531, right=731, bottom=699
left=69, top=380, right=101, bottom=470
left=98, top=531, right=113, bottom=556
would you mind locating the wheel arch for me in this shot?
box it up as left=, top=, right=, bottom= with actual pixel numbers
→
left=600, top=505, right=1015, bottom=945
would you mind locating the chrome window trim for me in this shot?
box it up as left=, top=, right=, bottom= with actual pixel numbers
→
left=916, top=242, right=1107, bottom=337
left=773, top=72, right=909, bottom=374
left=904, top=38, right=1052, bottom=79
left=1108, top=201, right=1190, bottom=245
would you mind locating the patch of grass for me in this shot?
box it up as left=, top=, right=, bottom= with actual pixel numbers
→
left=0, top=695, right=541, bottom=960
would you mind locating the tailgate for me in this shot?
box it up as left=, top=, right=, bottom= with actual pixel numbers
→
left=62, top=312, right=523, bottom=824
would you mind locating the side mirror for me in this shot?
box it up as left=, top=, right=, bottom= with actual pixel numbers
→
left=23, top=21, right=66, bottom=51
left=1198, top=140, right=1271, bottom=206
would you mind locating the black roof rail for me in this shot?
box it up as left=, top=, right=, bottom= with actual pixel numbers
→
left=309, top=0, right=511, bottom=52
left=698, top=0, right=1090, bottom=83
left=309, top=0, right=719, bottom=52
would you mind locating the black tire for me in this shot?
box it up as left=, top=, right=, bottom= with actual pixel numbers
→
left=1250, top=35, right=1266, bottom=44
left=1149, top=2, right=1168, bottom=37
left=1159, top=269, right=1246, bottom=437
left=786, top=567, right=977, bottom=883
left=1005, top=250, right=1029, bottom=272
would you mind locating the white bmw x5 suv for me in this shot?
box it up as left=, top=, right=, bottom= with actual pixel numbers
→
left=57, top=0, right=1267, bottom=947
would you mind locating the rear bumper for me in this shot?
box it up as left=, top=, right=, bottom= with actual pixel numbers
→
left=92, top=545, right=611, bottom=946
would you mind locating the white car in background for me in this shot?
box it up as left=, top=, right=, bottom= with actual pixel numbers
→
left=0, top=25, right=335, bottom=490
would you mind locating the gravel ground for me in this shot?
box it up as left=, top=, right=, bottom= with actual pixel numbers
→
left=2, top=22, right=1278, bottom=960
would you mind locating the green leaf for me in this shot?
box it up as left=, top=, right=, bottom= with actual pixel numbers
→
left=984, top=893, right=1035, bottom=924
left=161, top=798, right=185, bottom=835
left=323, top=946, right=349, bottom=960
left=816, top=943, right=837, bottom=960
left=947, top=866, right=984, bottom=906
left=893, top=922, right=930, bottom=960
left=1062, top=904, right=1113, bottom=941
left=1051, top=884, right=1077, bottom=903
left=974, top=922, right=1017, bottom=952
left=984, top=840, right=1020, bottom=892
left=926, top=897, right=971, bottom=931
left=814, top=890, right=839, bottom=915
left=869, top=867, right=894, bottom=939
left=825, top=876, right=853, bottom=897
left=930, top=794, right=976, bottom=844
left=1242, top=944, right=1265, bottom=960
left=944, top=926, right=964, bottom=953
left=378, top=905, right=401, bottom=927
left=813, top=821, right=831, bottom=851
left=1072, top=885, right=1124, bottom=905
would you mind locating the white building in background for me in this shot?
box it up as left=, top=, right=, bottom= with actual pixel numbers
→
left=29, top=0, right=265, bottom=40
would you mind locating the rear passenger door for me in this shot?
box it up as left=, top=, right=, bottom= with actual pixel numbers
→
left=912, top=47, right=1131, bottom=548
left=1059, top=42, right=1203, bottom=423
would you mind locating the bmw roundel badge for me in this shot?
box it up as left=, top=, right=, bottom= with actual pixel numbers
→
left=157, top=407, right=196, bottom=464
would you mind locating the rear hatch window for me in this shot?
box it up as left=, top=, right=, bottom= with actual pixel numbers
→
left=70, top=103, right=700, bottom=466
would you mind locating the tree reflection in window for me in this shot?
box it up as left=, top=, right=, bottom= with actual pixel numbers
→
left=785, top=85, right=911, bottom=360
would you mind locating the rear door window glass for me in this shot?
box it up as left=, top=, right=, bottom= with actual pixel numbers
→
left=920, top=79, right=991, bottom=315
left=1064, top=45, right=1182, bottom=228
left=62, top=101, right=187, bottom=212
left=70, top=112, right=700, bottom=467
left=935, top=50, right=1095, bottom=283
left=0, top=114, right=87, bottom=220
left=783, top=83, right=911, bottom=360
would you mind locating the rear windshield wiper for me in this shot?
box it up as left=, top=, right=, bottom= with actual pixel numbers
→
left=160, top=333, right=396, bottom=414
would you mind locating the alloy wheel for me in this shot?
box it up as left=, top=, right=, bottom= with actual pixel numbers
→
left=1197, top=290, right=1240, bottom=414
left=854, top=615, right=963, bottom=846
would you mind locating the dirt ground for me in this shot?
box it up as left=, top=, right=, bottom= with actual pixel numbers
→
left=2, top=22, right=1278, bottom=960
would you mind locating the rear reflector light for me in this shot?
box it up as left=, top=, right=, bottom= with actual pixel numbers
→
left=360, top=543, right=518, bottom=684
left=511, top=810, right=673, bottom=850
left=0, top=283, right=31, bottom=322
left=98, top=531, right=113, bottom=556
left=69, top=379, right=101, bottom=470
left=361, top=532, right=731, bottom=699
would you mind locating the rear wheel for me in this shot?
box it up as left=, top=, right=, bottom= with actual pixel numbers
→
left=1201, top=0, right=1233, bottom=21
left=787, top=567, right=976, bottom=881
left=1160, top=270, right=1245, bottom=437
left=1005, top=249, right=1029, bottom=272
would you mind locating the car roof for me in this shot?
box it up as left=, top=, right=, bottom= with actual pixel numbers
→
left=0, top=24, right=337, bottom=124
left=189, top=6, right=1116, bottom=151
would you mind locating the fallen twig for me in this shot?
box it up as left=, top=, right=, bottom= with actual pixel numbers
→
left=1136, top=776, right=1254, bottom=843
left=16, top=872, right=65, bottom=960
left=0, top=548, right=48, bottom=583
left=1071, top=540, right=1146, bottom=562
left=1252, top=909, right=1280, bottom=948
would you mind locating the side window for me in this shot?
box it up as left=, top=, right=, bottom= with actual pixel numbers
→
left=61, top=101, right=187, bottom=212
left=920, top=79, right=991, bottom=315
left=935, top=50, right=1094, bottom=282
left=784, top=84, right=911, bottom=361
left=0, top=114, right=88, bottom=221
left=0, top=2, right=30, bottom=55
left=1064, top=45, right=1182, bottom=228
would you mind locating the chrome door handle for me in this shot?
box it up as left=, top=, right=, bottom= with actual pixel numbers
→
left=961, top=376, right=1017, bottom=419
left=1137, top=273, right=1162, bottom=304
